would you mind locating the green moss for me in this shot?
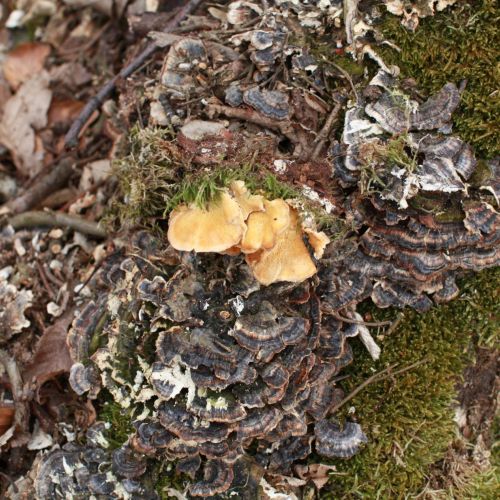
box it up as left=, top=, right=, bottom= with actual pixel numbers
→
left=463, top=464, right=499, bottom=500
left=108, top=126, right=178, bottom=227
left=357, top=134, right=418, bottom=195
left=109, top=127, right=344, bottom=236
left=323, top=267, right=500, bottom=498
left=155, top=463, right=187, bottom=500
left=97, top=398, right=135, bottom=450
left=380, top=0, right=499, bottom=158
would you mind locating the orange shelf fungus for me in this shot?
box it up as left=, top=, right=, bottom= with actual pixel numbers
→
left=245, top=210, right=318, bottom=285
left=167, top=192, right=246, bottom=253
left=167, top=181, right=330, bottom=285
left=240, top=199, right=290, bottom=254
left=229, top=180, right=264, bottom=219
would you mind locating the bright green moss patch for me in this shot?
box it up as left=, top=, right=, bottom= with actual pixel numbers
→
left=324, top=267, right=499, bottom=498
left=380, top=0, right=499, bottom=158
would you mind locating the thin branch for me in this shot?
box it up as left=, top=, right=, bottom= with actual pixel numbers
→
left=329, top=61, right=359, bottom=102
left=310, top=100, right=343, bottom=159
left=64, top=0, right=204, bottom=148
left=2, top=157, right=75, bottom=215
left=385, top=313, right=405, bottom=337
left=8, top=211, right=107, bottom=239
left=206, top=103, right=309, bottom=155
left=331, top=358, right=429, bottom=413
left=0, top=350, right=28, bottom=443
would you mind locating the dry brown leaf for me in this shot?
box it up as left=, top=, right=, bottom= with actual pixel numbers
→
left=0, top=71, right=52, bottom=177
left=48, top=98, right=85, bottom=127
left=0, top=74, right=12, bottom=121
left=294, top=463, right=337, bottom=490
left=49, top=62, right=92, bottom=88
left=3, top=42, right=51, bottom=90
left=63, top=0, right=129, bottom=17
left=23, top=310, right=74, bottom=387
left=0, top=403, right=15, bottom=437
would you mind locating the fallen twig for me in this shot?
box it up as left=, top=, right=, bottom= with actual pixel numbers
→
left=310, top=101, right=343, bottom=159
left=329, top=61, right=359, bottom=101
left=2, top=157, right=75, bottom=215
left=384, top=313, right=405, bottom=337
left=64, top=0, right=203, bottom=148
left=8, top=211, right=106, bottom=239
left=331, top=358, right=429, bottom=414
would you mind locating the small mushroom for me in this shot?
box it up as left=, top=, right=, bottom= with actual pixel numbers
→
left=236, top=407, right=282, bottom=440
left=304, top=228, right=331, bottom=259
left=168, top=192, right=246, bottom=253
left=112, top=445, right=147, bottom=479
left=35, top=448, right=84, bottom=499
left=131, top=421, right=174, bottom=455
left=69, top=362, right=101, bottom=398
left=229, top=180, right=265, bottom=219
left=231, top=301, right=309, bottom=361
left=268, top=435, right=313, bottom=471
left=176, top=455, right=202, bottom=479
left=365, top=82, right=460, bottom=133
left=189, top=391, right=247, bottom=423
left=243, top=87, right=290, bottom=120
left=158, top=401, right=231, bottom=443
left=88, top=473, right=115, bottom=496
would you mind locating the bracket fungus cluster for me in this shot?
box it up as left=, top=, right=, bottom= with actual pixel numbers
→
left=329, top=70, right=500, bottom=311
left=167, top=181, right=330, bottom=286
left=40, top=229, right=372, bottom=498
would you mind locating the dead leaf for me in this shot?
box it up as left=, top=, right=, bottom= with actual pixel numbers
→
left=0, top=74, right=12, bottom=121
left=294, top=463, right=338, bottom=490
left=0, top=71, right=52, bottom=177
left=0, top=403, right=15, bottom=437
left=3, top=42, right=51, bottom=90
left=48, top=98, right=85, bottom=127
left=0, top=279, right=33, bottom=341
left=79, top=159, right=112, bottom=190
left=49, top=62, right=92, bottom=88
left=23, top=310, right=74, bottom=387
left=63, top=0, right=129, bottom=17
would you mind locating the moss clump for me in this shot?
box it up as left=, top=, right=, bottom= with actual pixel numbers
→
left=323, top=267, right=499, bottom=498
left=109, top=127, right=344, bottom=236
left=379, top=0, right=499, bottom=158
left=97, top=398, right=135, bottom=450
left=109, top=126, right=178, bottom=227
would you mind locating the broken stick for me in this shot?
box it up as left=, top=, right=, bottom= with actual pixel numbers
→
left=8, top=211, right=106, bottom=239
left=2, top=157, right=75, bottom=215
